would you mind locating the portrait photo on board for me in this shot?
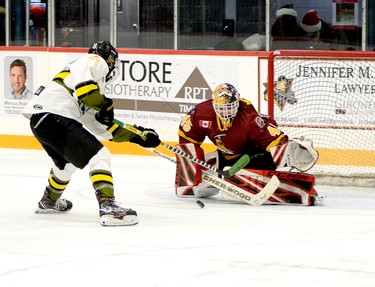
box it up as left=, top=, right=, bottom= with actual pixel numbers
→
left=4, top=56, right=33, bottom=101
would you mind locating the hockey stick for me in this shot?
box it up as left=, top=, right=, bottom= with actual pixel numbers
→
left=151, top=148, right=279, bottom=206
left=159, top=142, right=249, bottom=178
left=113, top=118, right=250, bottom=178
left=112, top=118, right=279, bottom=205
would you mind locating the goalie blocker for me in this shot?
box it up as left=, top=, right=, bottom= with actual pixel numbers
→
left=175, top=142, right=321, bottom=206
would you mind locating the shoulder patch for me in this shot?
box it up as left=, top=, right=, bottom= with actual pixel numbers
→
left=33, top=104, right=43, bottom=110
left=189, top=107, right=197, bottom=115
left=34, top=85, right=45, bottom=96
left=255, top=116, right=265, bottom=128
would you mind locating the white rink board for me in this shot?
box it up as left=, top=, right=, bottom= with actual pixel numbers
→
left=0, top=49, right=263, bottom=142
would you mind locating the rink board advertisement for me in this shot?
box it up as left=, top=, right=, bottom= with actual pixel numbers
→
left=259, top=55, right=375, bottom=168
left=266, top=58, right=375, bottom=127
left=0, top=48, right=263, bottom=146
left=107, top=54, right=240, bottom=139
left=2, top=56, right=34, bottom=115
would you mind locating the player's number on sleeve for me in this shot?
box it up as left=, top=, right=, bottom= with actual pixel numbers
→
left=181, top=115, right=193, bottom=132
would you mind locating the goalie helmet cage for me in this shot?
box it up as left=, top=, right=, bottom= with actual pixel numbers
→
left=267, top=50, right=375, bottom=186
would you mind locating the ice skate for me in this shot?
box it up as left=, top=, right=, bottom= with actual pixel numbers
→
left=35, top=195, right=73, bottom=214
left=311, top=194, right=326, bottom=206
left=99, top=198, right=138, bottom=226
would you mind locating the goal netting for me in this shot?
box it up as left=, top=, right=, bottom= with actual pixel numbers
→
left=267, top=50, right=375, bottom=186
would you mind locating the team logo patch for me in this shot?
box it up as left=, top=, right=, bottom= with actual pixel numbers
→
left=189, top=107, right=197, bottom=115
left=34, top=85, right=45, bottom=96
left=255, top=116, right=265, bottom=128
left=263, top=75, right=297, bottom=111
left=199, top=120, right=212, bottom=128
left=33, top=104, right=43, bottom=110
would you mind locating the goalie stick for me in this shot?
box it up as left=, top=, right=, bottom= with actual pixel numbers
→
left=160, top=142, right=250, bottom=178
left=113, top=118, right=250, bottom=178
left=151, top=148, right=279, bottom=206
left=113, top=118, right=279, bottom=205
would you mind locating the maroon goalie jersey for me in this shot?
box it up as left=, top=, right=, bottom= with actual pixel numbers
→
left=178, top=98, right=287, bottom=160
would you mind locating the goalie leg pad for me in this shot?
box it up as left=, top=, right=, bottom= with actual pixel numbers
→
left=175, top=143, right=204, bottom=196
left=224, top=169, right=317, bottom=206
left=175, top=144, right=220, bottom=197
left=194, top=151, right=220, bottom=197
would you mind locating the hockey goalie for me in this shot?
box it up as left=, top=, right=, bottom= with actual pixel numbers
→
left=175, top=83, right=324, bottom=206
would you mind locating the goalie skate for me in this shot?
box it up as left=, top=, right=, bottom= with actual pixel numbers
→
left=311, top=194, right=326, bottom=206
left=35, top=197, right=73, bottom=214
left=99, top=198, right=139, bottom=226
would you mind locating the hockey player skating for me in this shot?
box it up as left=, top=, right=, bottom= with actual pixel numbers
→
left=22, top=41, right=160, bottom=226
left=175, top=83, right=323, bottom=205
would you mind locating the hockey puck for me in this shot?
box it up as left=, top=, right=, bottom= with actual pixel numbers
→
left=196, top=200, right=205, bottom=208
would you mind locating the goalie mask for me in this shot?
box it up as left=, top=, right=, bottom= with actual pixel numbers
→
left=88, top=41, right=120, bottom=83
left=212, top=83, right=240, bottom=129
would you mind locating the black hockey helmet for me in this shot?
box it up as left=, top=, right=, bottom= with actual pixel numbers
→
left=88, top=41, right=119, bottom=82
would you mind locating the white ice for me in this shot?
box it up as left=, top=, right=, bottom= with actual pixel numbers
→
left=1, top=148, right=375, bottom=287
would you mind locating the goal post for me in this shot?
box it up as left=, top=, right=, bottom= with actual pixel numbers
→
left=267, top=50, right=375, bottom=186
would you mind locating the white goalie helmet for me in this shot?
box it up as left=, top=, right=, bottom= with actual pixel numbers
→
left=212, top=83, right=240, bottom=120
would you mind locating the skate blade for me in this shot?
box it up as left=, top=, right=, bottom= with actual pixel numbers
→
left=100, top=215, right=139, bottom=226
left=34, top=208, right=70, bottom=214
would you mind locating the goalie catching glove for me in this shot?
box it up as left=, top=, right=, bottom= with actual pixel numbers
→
left=129, top=125, right=161, bottom=148
left=271, top=137, right=318, bottom=172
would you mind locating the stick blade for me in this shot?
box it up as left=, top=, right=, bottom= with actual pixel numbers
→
left=250, top=175, right=280, bottom=206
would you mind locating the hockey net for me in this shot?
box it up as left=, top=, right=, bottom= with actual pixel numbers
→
left=267, top=50, right=375, bottom=186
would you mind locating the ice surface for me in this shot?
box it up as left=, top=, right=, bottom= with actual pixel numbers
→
left=1, top=148, right=375, bottom=287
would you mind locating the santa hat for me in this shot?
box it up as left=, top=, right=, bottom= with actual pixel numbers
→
left=276, top=4, right=297, bottom=18
left=301, top=10, right=322, bottom=32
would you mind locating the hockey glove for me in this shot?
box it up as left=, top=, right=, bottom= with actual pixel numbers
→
left=129, top=126, right=161, bottom=148
left=95, top=97, right=114, bottom=126
left=271, top=137, right=318, bottom=172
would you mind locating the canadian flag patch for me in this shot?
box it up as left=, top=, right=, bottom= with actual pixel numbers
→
left=199, top=120, right=212, bottom=128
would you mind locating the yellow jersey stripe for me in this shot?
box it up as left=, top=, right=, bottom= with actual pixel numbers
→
left=48, top=176, right=68, bottom=190
left=53, top=71, right=70, bottom=80
left=91, top=174, right=114, bottom=184
left=266, top=134, right=286, bottom=152
left=178, top=129, right=203, bottom=145
left=76, top=83, right=99, bottom=98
